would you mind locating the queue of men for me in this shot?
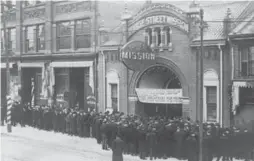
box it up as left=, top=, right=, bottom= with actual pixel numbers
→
left=4, top=102, right=254, bottom=161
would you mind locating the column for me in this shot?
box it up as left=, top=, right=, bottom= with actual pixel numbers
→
left=45, top=1, right=52, bottom=55
left=151, top=28, right=156, bottom=48
left=52, top=23, right=57, bottom=52
left=144, top=30, right=149, bottom=46
left=71, top=21, right=76, bottom=51
left=33, top=28, right=37, bottom=52
left=155, top=28, right=159, bottom=47
left=168, top=28, right=173, bottom=51
left=160, top=27, right=165, bottom=47
left=22, top=27, right=27, bottom=53
left=15, top=1, right=22, bottom=55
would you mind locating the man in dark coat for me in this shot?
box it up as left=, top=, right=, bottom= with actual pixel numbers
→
left=112, top=133, right=125, bottom=161
left=95, top=117, right=102, bottom=143
left=174, top=123, right=187, bottom=159
left=146, top=127, right=157, bottom=160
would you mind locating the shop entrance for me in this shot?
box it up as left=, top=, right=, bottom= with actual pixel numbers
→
left=69, top=68, right=85, bottom=109
left=54, top=67, right=90, bottom=111
left=21, top=68, right=42, bottom=105
left=136, top=65, right=183, bottom=117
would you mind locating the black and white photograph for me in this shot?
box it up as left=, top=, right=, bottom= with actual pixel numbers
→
left=1, top=0, right=254, bottom=161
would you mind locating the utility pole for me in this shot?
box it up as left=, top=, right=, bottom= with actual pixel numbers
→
left=199, top=8, right=204, bottom=161
left=1, top=1, right=12, bottom=133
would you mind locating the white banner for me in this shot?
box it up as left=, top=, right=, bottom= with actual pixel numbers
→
left=135, top=88, right=188, bottom=104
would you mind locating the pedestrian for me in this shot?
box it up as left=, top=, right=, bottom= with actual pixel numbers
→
left=112, top=133, right=125, bottom=161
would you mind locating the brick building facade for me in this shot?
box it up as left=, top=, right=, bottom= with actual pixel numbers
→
left=1, top=1, right=98, bottom=112
left=97, top=1, right=253, bottom=127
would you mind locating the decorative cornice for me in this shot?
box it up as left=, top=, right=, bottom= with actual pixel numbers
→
left=55, top=1, right=91, bottom=15
left=24, top=8, right=45, bottom=20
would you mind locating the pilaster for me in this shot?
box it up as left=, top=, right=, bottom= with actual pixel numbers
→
left=70, top=21, right=75, bottom=51
left=45, top=1, right=52, bottom=55
left=52, top=23, right=57, bottom=52
left=151, top=28, right=156, bottom=48
left=22, top=27, right=27, bottom=53
left=15, top=1, right=22, bottom=55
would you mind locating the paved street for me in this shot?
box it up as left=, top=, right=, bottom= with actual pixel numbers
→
left=1, top=125, right=247, bottom=161
left=1, top=125, right=183, bottom=161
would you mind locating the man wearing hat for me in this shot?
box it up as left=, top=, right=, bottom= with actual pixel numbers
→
left=112, top=132, right=125, bottom=161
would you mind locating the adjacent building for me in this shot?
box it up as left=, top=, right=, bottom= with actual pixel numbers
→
left=97, top=1, right=254, bottom=127
left=1, top=1, right=98, bottom=112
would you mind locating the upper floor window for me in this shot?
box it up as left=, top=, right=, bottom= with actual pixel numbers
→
left=37, top=25, right=45, bottom=50
left=25, top=24, right=45, bottom=52
left=75, top=19, right=91, bottom=49
left=0, top=28, right=16, bottom=52
left=1, top=30, right=4, bottom=54
left=240, top=46, right=254, bottom=76
left=144, top=26, right=171, bottom=50
left=57, top=21, right=71, bottom=50
left=26, top=26, right=36, bottom=51
left=8, top=28, right=16, bottom=52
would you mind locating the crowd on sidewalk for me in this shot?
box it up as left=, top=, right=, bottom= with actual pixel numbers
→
left=1, top=102, right=254, bottom=161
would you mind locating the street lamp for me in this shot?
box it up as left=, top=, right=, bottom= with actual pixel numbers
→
left=187, top=6, right=205, bottom=161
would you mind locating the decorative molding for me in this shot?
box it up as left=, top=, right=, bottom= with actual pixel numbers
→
left=55, top=1, right=91, bottom=15
left=6, top=11, right=16, bottom=21
left=24, top=8, right=45, bottom=20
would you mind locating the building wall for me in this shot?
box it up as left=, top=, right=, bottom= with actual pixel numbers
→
left=1, top=1, right=97, bottom=107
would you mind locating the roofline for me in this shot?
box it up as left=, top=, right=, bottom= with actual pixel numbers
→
left=191, top=39, right=226, bottom=47
left=229, top=33, right=254, bottom=38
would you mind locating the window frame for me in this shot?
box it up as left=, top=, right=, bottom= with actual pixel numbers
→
left=56, top=21, right=72, bottom=50
left=240, top=46, right=254, bottom=76
left=75, top=19, right=91, bottom=49
left=37, top=24, right=45, bottom=51
left=7, top=28, right=16, bottom=52
left=110, top=83, right=118, bottom=112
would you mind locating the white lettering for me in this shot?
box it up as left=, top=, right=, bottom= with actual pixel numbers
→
left=130, top=15, right=189, bottom=33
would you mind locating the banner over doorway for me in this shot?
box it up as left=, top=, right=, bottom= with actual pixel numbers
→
left=135, top=88, right=189, bottom=104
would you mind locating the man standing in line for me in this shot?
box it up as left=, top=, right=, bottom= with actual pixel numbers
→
left=112, top=132, right=125, bottom=161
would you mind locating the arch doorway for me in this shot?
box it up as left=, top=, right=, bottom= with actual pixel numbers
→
left=136, top=65, right=183, bottom=117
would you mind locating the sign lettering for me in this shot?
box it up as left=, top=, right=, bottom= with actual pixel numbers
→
left=129, top=15, right=189, bottom=33
left=135, top=88, right=189, bottom=104
left=121, top=41, right=156, bottom=71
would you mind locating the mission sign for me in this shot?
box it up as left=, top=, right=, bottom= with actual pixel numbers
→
left=120, top=41, right=156, bottom=71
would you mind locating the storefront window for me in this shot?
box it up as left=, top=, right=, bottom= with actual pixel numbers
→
left=57, top=21, right=71, bottom=50
left=239, top=87, right=254, bottom=104
left=75, top=19, right=91, bottom=49
left=206, top=86, right=217, bottom=122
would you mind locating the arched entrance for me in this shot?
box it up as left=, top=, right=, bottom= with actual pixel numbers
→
left=136, top=64, right=183, bottom=117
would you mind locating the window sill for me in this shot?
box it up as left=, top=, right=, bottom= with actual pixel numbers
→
left=152, top=46, right=173, bottom=52
left=23, top=51, right=45, bottom=55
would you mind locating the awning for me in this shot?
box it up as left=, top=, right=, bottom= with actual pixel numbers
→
left=51, top=61, right=93, bottom=68
left=1, top=62, right=15, bottom=68
left=135, top=88, right=190, bottom=104
left=233, top=81, right=254, bottom=88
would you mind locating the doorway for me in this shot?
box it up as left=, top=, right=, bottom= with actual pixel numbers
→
left=69, top=68, right=85, bottom=110
left=21, top=68, right=42, bottom=105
